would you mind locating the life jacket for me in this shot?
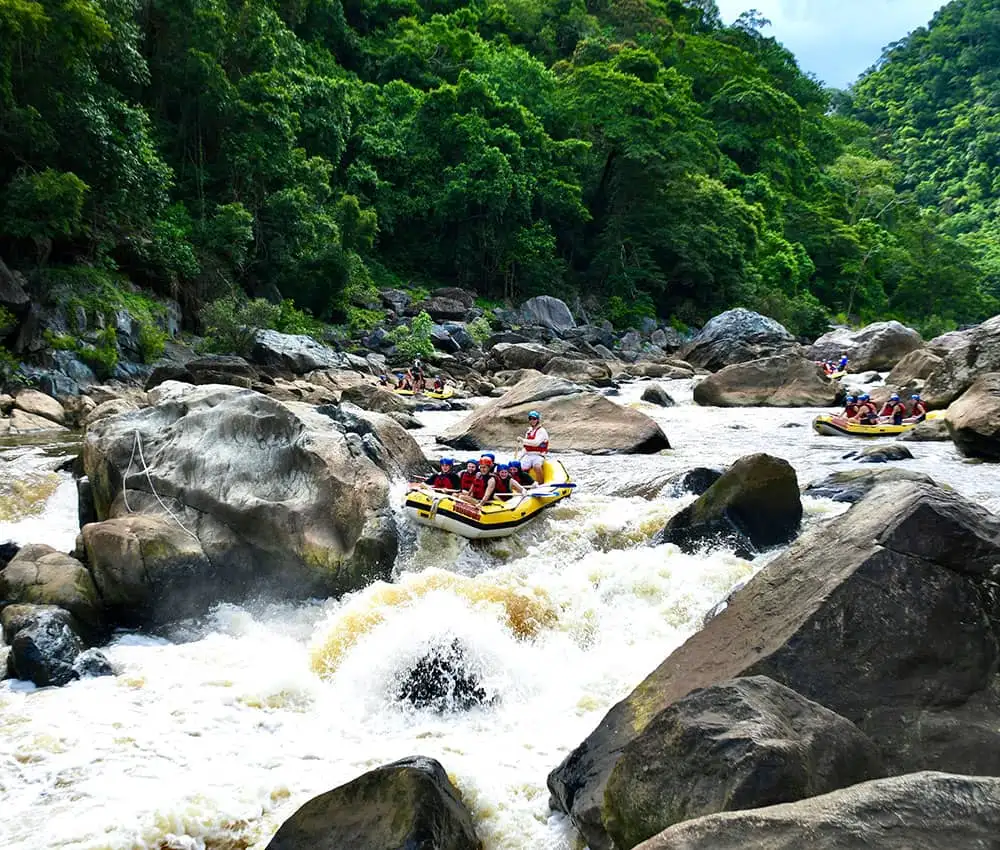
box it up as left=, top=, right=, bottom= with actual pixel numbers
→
left=523, top=425, right=548, bottom=453
left=430, top=472, right=456, bottom=489
left=460, top=470, right=477, bottom=491
left=843, top=403, right=858, bottom=417
left=493, top=474, right=511, bottom=494
left=912, top=400, right=927, bottom=416
left=470, top=474, right=491, bottom=500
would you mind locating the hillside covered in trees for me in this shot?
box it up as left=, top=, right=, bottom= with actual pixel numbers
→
left=846, top=0, right=1000, bottom=318
left=1, top=0, right=997, bottom=346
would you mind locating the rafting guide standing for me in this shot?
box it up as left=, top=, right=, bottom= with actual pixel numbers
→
left=519, top=410, right=549, bottom=482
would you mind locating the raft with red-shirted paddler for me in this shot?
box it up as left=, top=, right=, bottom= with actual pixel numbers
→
left=403, top=458, right=573, bottom=540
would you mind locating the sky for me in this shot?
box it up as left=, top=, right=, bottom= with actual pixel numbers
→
left=713, top=0, right=948, bottom=89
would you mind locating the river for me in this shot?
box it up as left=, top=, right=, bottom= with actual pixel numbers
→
left=1, top=378, right=996, bottom=850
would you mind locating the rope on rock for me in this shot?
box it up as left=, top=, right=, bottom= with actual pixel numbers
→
left=123, top=429, right=199, bottom=540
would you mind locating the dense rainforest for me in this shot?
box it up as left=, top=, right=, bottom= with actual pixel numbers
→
left=1, top=0, right=997, bottom=351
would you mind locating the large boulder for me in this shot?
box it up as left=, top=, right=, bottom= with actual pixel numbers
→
left=680, top=310, right=797, bottom=371
left=635, top=772, right=1000, bottom=850
left=922, top=315, right=1000, bottom=406
left=653, top=454, right=801, bottom=558
left=82, top=383, right=422, bottom=625
left=693, top=355, right=837, bottom=407
left=489, top=342, right=556, bottom=372
left=803, top=467, right=936, bottom=503
left=518, top=295, right=576, bottom=332
left=146, top=354, right=260, bottom=390
left=603, top=676, right=883, bottom=850
left=0, top=544, right=104, bottom=638
left=945, top=372, right=1000, bottom=460
left=886, top=347, right=943, bottom=387
left=543, top=356, right=613, bottom=386
left=13, top=388, right=66, bottom=425
left=432, top=286, right=476, bottom=308
left=548, top=481, right=1000, bottom=849
left=439, top=372, right=669, bottom=454
left=7, top=408, right=69, bottom=434
left=250, top=329, right=346, bottom=373
left=808, top=321, right=923, bottom=372
left=625, top=361, right=695, bottom=379
left=339, top=383, right=413, bottom=414
left=412, top=296, right=469, bottom=321
left=264, top=756, right=480, bottom=850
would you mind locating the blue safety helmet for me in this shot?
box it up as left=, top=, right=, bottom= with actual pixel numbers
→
left=845, top=395, right=855, bottom=402
left=859, top=393, right=870, bottom=401
left=890, top=393, right=900, bottom=400
left=465, top=459, right=478, bottom=467
left=439, top=457, right=453, bottom=466
left=911, top=394, right=921, bottom=400
left=528, top=410, right=540, bottom=420
left=396, top=373, right=404, bottom=378
left=482, top=452, right=495, bottom=461
left=508, top=460, right=521, bottom=469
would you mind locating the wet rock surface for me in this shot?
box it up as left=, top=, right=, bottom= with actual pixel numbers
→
left=603, top=676, right=883, bottom=850
left=635, top=772, right=1000, bottom=850
left=265, top=756, right=481, bottom=850
left=550, top=481, right=1000, bottom=850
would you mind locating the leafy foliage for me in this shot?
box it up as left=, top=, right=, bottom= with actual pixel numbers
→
left=0, top=0, right=994, bottom=344
left=199, top=295, right=281, bottom=356
left=388, top=310, right=435, bottom=359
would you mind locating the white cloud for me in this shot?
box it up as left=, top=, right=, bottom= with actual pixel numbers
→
left=713, top=0, right=947, bottom=87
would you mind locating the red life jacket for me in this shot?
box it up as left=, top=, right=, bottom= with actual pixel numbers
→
left=913, top=401, right=927, bottom=416
left=844, top=403, right=858, bottom=417
left=493, top=475, right=511, bottom=494
left=523, top=425, right=548, bottom=453
left=460, top=471, right=477, bottom=490
left=470, top=474, right=490, bottom=500
left=430, top=473, right=456, bottom=489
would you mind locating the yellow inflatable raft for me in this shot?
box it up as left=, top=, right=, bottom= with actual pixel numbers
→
left=812, top=410, right=942, bottom=437
left=403, top=458, right=573, bottom=540
left=392, top=386, right=455, bottom=400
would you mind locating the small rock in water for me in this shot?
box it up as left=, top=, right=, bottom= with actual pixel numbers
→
left=7, top=608, right=84, bottom=687
left=669, top=467, right=724, bottom=497
left=781, top=422, right=803, bottom=428
left=805, top=468, right=936, bottom=503
left=396, top=638, right=490, bottom=712
left=641, top=384, right=675, bottom=407
left=72, top=648, right=115, bottom=679
left=842, top=445, right=914, bottom=464
left=0, top=540, right=19, bottom=570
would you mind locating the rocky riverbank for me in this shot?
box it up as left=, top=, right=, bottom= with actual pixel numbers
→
left=3, top=296, right=1000, bottom=849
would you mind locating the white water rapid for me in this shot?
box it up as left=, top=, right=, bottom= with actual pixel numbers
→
left=1, top=379, right=998, bottom=850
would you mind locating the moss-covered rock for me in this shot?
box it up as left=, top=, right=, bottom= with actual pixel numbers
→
left=602, top=676, right=883, bottom=850
left=549, top=482, right=1000, bottom=850
left=0, top=544, right=104, bottom=638
left=635, top=772, right=1000, bottom=850
left=265, top=756, right=481, bottom=850
left=82, top=383, right=422, bottom=625
left=653, top=454, right=801, bottom=557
